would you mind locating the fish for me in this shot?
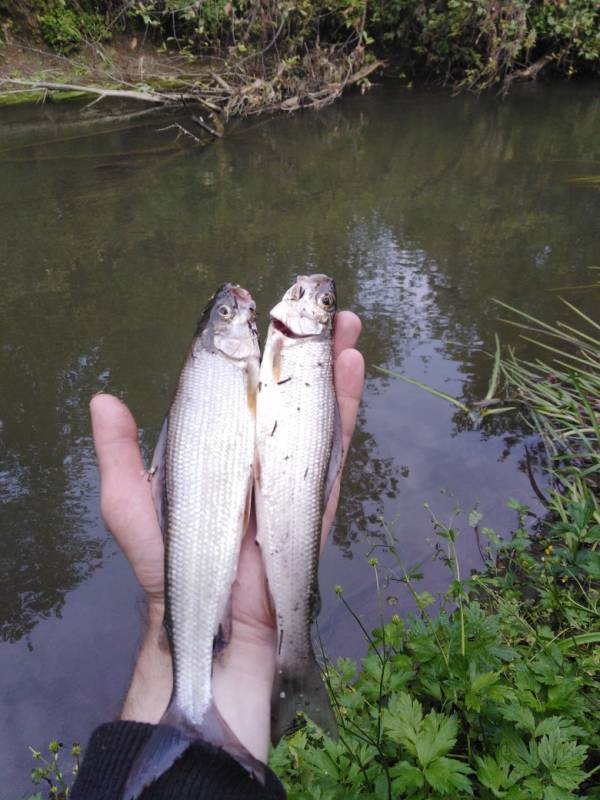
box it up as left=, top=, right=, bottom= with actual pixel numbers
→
left=255, top=274, right=342, bottom=742
left=123, top=284, right=262, bottom=800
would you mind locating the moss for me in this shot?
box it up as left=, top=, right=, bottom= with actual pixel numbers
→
left=0, top=88, right=86, bottom=105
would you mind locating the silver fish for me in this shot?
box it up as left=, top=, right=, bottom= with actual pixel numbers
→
left=255, top=274, right=341, bottom=741
left=124, top=284, right=261, bottom=799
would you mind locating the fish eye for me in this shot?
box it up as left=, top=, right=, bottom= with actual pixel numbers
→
left=319, top=292, right=335, bottom=309
left=218, top=304, right=232, bottom=319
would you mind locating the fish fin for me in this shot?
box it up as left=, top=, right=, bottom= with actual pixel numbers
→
left=123, top=700, right=265, bottom=800
left=324, top=399, right=343, bottom=508
left=150, top=415, right=169, bottom=537
left=122, top=704, right=190, bottom=800
left=271, top=652, right=337, bottom=744
left=214, top=594, right=233, bottom=656
left=198, top=700, right=266, bottom=783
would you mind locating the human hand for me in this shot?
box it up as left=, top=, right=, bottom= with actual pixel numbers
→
left=90, top=310, right=364, bottom=761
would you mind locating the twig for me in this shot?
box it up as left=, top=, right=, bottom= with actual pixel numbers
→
left=191, top=114, right=222, bottom=139
left=156, top=122, right=202, bottom=144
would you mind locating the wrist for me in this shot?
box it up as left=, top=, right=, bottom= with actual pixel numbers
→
left=120, top=605, right=172, bottom=724
left=212, top=625, right=276, bottom=763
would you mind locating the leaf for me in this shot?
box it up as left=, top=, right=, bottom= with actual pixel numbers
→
left=556, top=631, right=600, bottom=651
left=485, top=334, right=502, bottom=400
left=390, top=761, right=425, bottom=793
left=534, top=717, right=585, bottom=739
left=501, top=701, right=536, bottom=733
left=383, top=693, right=423, bottom=755
left=415, top=712, right=458, bottom=767
left=538, top=729, right=587, bottom=790
left=475, top=755, right=507, bottom=795
left=372, top=367, right=471, bottom=413
left=424, top=756, right=473, bottom=795
left=465, top=671, right=500, bottom=711
left=544, top=787, right=578, bottom=800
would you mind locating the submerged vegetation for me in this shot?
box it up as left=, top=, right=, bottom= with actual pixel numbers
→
left=1, top=1, right=599, bottom=114
left=272, top=302, right=600, bottom=799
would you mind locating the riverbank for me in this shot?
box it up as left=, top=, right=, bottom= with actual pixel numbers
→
left=1, top=1, right=599, bottom=123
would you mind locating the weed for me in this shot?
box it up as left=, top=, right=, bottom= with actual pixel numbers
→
left=28, top=741, right=80, bottom=799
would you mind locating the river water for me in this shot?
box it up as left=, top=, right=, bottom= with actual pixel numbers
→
left=1, top=82, right=599, bottom=794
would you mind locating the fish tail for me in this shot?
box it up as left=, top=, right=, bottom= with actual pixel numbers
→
left=122, top=700, right=265, bottom=800
left=272, top=652, right=338, bottom=743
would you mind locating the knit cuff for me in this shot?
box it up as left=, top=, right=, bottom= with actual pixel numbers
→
left=71, top=721, right=286, bottom=800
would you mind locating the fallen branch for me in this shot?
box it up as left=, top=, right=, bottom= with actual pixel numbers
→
left=502, top=51, right=556, bottom=94
left=0, top=77, right=220, bottom=112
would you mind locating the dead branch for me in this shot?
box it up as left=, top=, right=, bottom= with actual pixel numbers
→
left=157, top=122, right=202, bottom=145
left=502, top=52, right=556, bottom=94
left=0, top=77, right=220, bottom=112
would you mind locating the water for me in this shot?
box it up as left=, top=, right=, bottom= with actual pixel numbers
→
left=1, top=82, right=599, bottom=794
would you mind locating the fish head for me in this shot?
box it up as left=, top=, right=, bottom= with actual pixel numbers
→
left=197, top=284, right=259, bottom=360
left=270, top=274, right=336, bottom=337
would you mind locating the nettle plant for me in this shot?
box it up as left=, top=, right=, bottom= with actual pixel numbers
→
left=271, top=502, right=600, bottom=800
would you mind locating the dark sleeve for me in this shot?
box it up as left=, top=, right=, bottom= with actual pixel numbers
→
left=71, top=722, right=287, bottom=800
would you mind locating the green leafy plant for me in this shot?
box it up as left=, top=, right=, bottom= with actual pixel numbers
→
left=272, top=298, right=600, bottom=798
left=29, top=740, right=80, bottom=799
left=39, top=1, right=110, bottom=53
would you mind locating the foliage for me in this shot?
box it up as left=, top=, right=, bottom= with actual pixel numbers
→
left=495, top=297, right=600, bottom=515
left=272, top=497, right=600, bottom=797
left=38, top=1, right=110, bottom=53
left=272, top=300, right=600, bottom=798
left=27, top=740, right=80, bottom=799
left=369, top=0, right=600, bottom=88
left=2, top=0, right=599, bottom=87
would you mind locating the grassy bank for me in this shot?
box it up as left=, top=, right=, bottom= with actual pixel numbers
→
left=1, top=1, right=599, bottom=116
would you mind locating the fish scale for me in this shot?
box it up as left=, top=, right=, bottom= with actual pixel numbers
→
left=123, top=283, right=262, bottom=800
left=255, top=274, right=340, bottom=741
left=167, top=347, right=255, bottom=723
left=257, top=337, right=335, bottom=668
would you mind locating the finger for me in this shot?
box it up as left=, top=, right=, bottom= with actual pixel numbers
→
left=90, top=393, right=145, bottom=480
left=90, top=394, right=164, bottom=595
left=334, top=311, right=361, bottom=359
left=321, top=347, right=365, bottom=548
left=334, top=347, right=365, bottom=461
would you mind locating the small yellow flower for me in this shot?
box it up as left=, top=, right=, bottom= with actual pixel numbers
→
left=544, top=545, right=554, bottom=556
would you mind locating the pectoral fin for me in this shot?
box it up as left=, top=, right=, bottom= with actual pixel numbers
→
left=150, top=415, right=169, bottom=537
left=324, top=399, right=343, bottom=508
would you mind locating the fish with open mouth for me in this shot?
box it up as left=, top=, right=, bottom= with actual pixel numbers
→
left=255, top=274, right=341, bottom=741
left=123, top=283, right=262, bottom=799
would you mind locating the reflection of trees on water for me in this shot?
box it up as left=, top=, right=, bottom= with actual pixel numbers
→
left=0, top=345, right=104, bottom=642
left=1, top=84, right=598, bottom=638
left=331, top=406, right=403, bottom=558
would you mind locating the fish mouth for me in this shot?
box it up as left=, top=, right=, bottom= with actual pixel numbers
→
left=271, top=318, right=311, bottom=339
